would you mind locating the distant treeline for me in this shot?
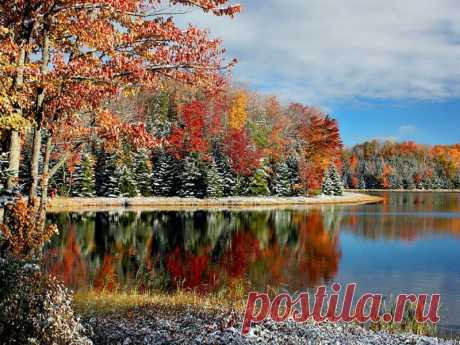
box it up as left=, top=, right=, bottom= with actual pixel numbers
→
left=343, top=140, right=460, bottom=190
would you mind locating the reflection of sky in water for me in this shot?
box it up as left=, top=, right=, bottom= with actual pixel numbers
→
left=44, top=192, right=460, bottom=330
left=336, top=232, right=460, bottom=327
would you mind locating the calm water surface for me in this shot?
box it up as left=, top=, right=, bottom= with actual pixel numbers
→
left=44, top=192, right=460, bottom=329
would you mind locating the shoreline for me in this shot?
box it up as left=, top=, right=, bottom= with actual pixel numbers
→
left=80, top=298, right=457, bottom=345
left=47, top=192, right=383, bottom=212
left=347, top=189, right=460, bottom=193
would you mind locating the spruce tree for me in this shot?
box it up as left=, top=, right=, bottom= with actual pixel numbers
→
left=211, top=144, right=236, bottom=197
left=321, top=168, right=334, bottom=196
left=152, top=151, right=179, bottom=196
left=272, top=161, right=291, bottom=196
left=134, top=149, right=153, bottom=196
left=206, top=160, right=225, bottom=198
left=96, top=151, right=121, bottom=197
left=71, top=154, right=96, bottom=197
left=330, top=164, right=344, bottom=196
left=286, top=156, right=302, bottom=196
left=455, top=172, right=460, bottom=189
left=248, top=168, right=270, bottom=196
left=179, top=154, right=205, bottom=198
left=118, top=164, right=140, bottom=197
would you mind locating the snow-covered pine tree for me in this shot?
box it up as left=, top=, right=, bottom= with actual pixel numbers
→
left=49, top=164, right=72, bottom=196
left=70, top=161, right=83, bottom=197
left=286, top=156, right=302, bottom=196
left=206, top=160, right=225, bottom=198
left=248, top=168, right=270, bottom=196
left=211, top=144, right=236, bottom=197
left=272, top=161, right=291, bottom=196
left=321, top=167, right=334, bottom=196
left=455, top=172, right=460, bottom=189
left=179, top=154, right=205, bottom=198
left=96, top=151, right=121, bottom=197
left=329, top=164, right=344, bottom=196
left=78, top=154, right=96, bottom=197
left=118, top=163, right=140, bottom=197
left=152, top=151, right=179, bottom=196
left=134, top=149, right=153, bottom=196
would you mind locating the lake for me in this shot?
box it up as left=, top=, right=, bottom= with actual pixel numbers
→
left=44, top=192, right=460, bottom=331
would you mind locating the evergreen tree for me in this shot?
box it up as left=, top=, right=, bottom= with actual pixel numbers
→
left=321, top=168, right=334, bottom=196
left=272, top=161, right=291, bottom=196
left=248, top=168, right=270, bottom=196
left=152, top=151, right=179, bottom=196
left=71, top=154, right=96, bottom=197
left=118, top=164, right=140, bottom=197
left=96, top=151, right=121, bottom=197
left=134, top=149, right=153, bottom=196
left=211, top=144, right=236, bottom=197
left=455, top=172, right=460, bottom=189
left=286, top=156, right=302, bottom=196
left=206, top=160, right=225, bottom=198
left=179, top=154, right=206, bottom=198
left=329, top=164, right=344, bottom=196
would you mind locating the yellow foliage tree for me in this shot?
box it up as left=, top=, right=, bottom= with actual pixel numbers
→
left=228, top=90, right=248, bottom=130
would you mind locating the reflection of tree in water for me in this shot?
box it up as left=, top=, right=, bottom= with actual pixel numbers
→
left=343, top=193, right=460, bottom=241
left=44, top=208, right=342, bottom=292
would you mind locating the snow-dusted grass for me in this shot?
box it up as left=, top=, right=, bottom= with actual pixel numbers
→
left=47, top=192, right=382, bottom=212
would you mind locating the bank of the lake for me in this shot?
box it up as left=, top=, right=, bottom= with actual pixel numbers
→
left=47, top=192, right=382, bottom=212
left=81, top=301, right=457, bottom=345
left=348, top=189, right=460, bottom=193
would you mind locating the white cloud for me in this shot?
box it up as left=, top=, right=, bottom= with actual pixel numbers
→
left=398, top=125, right=418, bottom=136
left=176, top=0, right=460, bottom=106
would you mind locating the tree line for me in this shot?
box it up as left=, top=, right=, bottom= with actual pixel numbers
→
left=27, top=86, right=345, bottom=198
left=343, top=140, right=460, bottom=190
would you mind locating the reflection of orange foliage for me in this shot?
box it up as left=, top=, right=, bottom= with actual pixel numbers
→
left=94, top=255, right=117, bottom=291
left=45, top=227, right=87, bottom=289
left=220, top=232, right=260, bottom=279
left=166, top=247, right=211, bottom=290
left=344, top=193, right=460, bottom=240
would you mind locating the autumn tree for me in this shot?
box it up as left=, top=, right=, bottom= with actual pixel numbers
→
left=0, top=0, right=240, bottom=229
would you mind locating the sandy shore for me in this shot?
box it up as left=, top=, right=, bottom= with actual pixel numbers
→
left=47, top=192, right=383, bottom=212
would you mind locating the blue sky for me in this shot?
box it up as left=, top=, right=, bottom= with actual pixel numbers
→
left=333, top=100, right=460, bottom=147
left=181, top=0, right=460, bottom=146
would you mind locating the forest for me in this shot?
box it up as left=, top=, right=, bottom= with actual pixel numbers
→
left=343, top=140, right=460, bottom=190
left=1, top=84, right=345, bottom=199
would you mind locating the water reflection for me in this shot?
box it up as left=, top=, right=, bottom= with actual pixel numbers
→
left=342, top=192, right=460, bottom=241
left=44, top=208, right=342, bottom=292
left=44, top=193, right=460, bottom=327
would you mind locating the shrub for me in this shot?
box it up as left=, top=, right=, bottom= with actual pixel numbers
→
left=0, top=198, right=57, bottom=258
left=0, top=255, right=92, bottom=345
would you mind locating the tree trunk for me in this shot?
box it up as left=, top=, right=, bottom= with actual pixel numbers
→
left=6, top=47, right=27, bottom=189
left=28, top=126, right=42, bottom=203
left=7, top=131, right=21, bottom=190
left=28, top=34, right=49, bottom=204
left=38, top=136, right=52, bottom=231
